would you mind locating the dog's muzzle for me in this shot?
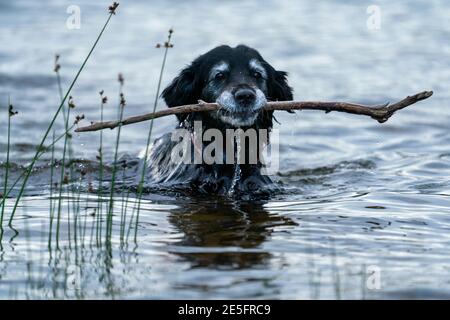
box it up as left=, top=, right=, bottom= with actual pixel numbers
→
left=215, top=86, right=267, bottom=127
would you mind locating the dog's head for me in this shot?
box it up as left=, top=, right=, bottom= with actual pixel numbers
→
left=162, top=45, right=293, bottom=129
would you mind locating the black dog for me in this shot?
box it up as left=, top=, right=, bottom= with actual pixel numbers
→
left=144, top=45, right=293, bottom=195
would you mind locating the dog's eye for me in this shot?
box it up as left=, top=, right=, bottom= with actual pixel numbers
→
left=215, top=72, right=225, bottom=80
left=253, top=71, right=263, bottom=79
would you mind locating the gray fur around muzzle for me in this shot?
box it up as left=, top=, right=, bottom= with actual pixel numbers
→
left=215, top=86, right=267, bottom=127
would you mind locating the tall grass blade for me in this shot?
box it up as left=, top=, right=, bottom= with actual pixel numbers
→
left=1, top=97, right=16, bottom=243
left=132, top=29, right=173, bottom=242
left=8, top=6, right=118, bottom=226
left=106, top=81, right=126, bottom=243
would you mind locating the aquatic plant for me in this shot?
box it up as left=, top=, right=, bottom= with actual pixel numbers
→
left=119, top=160, right=131, bottom=244
left=96, top=90, right=107, bottom=246
left=48, top=130, right=56, bottom=248
left=54, top=54, right=67, bottom=124
left=0, top=122, right=77, bottom=213
left=55, top=96, right=75, bottom=248
left=7, top=2, right=120, bottom=227
left=131, top=29, right=174, bottom=242
left=0, top=99, right=18, bottom=242
left=106, top=74, right=126, bottom=243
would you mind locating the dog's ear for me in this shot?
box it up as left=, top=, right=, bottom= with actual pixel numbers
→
left=162, top=65, right=199, bottom=121
left=267, top=70, right=293, bottom=102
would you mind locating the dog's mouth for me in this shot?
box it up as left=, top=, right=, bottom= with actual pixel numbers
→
left=216, top=108, right=260, bottom=127
left=219, top=108, right=260, bottom=118
left=214, top=88, right=267, bottom=127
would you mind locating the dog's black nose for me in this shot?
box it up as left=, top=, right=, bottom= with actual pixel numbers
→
left=234, top=88, right=256, bottom=104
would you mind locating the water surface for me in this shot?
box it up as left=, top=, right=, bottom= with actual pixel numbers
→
left=0, top=0, right=450, bottom=299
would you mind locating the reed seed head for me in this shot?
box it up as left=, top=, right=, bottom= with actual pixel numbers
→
left=108, top=2, right=119, bottom=14
left=68, top=96, right=76, bottom=109
left=100, top=90, right=108, bottom=104
left=74, top=114, right=85, bottom=125
left=157, top=29, right=174, bottom=48
left=54, top=54, right=61, bottom=73
left=9, top=104, right=18, bottom=117
left=118, top=73, right=124, bottom=86
left=120, top=93, right=126, bottom=108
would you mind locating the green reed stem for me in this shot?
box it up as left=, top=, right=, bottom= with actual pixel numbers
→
left=8, top=10, right=116, bottom=227
left=1, top=97, right=13, bottom=242
left=0, top=123, right=77, bottom=209
left=48, top=130, right=56, bottom=249
left=106, top=87, right=125, bottom=242
left=49, top=55, right=64, bottom=250
left=70, top=175, right=82, bottom=249
left=66, top=184, right=72, bottom=251
left=132, top=30, right=173, bottom=242
left=119, top=165, right=129, bottom=243
left=81, top=189, right=91, bottom=247
left=97, top=94, right=106, bottom=245
left=89, top=207, right=97, bottom=248
left=55, top=54, right=78, bottom=234
left=54, top=55, right=67, bottom=125
left=0, top=119, right=67, bottom=205
left=72, top=191, right=79, bottom=249
left=55, top=106, right=72, bottom=249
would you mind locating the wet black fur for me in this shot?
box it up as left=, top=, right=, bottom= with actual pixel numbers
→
left=144, top=45, right=293, bottom=195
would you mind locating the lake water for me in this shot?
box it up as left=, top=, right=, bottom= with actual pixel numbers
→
left=0, top=0, right=449, bottom=299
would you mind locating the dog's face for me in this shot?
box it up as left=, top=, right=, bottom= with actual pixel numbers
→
left=162, top=45, right=293, bottom=129
left=201, top=57, right=269, bottom=127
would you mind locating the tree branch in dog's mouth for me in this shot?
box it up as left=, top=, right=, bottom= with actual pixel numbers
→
left=75, top=90, right=433, bottom=133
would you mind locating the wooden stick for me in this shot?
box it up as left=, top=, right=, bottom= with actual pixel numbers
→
left=75, top=90, right=433, bottom=133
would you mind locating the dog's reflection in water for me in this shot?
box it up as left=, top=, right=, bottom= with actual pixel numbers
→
left=168, top=199, right=297, bottom=269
